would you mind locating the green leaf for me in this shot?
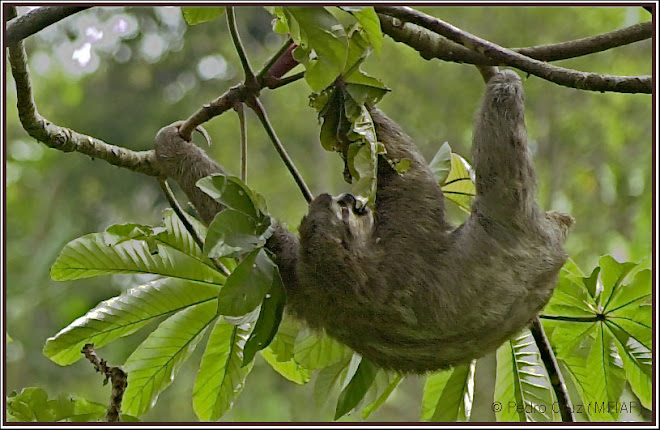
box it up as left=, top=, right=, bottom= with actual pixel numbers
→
left=286, top=7, right=348, bottom=92
left=44, top=278, right=219, bottom=366
left=260, top=347, right=311, bottom=385
left=313, top=358, right=352, bottom=407
left=104, top=223, right=165, bottom=249
left=441, top=153, right=476, bottom=213
left=242, top=270, right=286, bottom=366
left=193, top=319, right=253, bottom=421
left=205, top=209, right=264, bottom=258
left=335, top=357, right=378, bottom=420
left=344, top=7, right=382, bottom=55
left=122, top=301, right=217, bottom=417
left=606, top=323, right=652, bottom=409
left=422, top=361, right=475, bottom=422
left=267, top=315, right=303, bottom=362
left=196, top=174, right=263, bottom=219
left=550, top=320, right=597, bottom=357
left=597, top=255, right=637, bottom=310
left=216, top=248, right=276, bottom=317
left=7, top=388, right=107, bottom=422
left=494, top=329, right=561, bottom=422
left=344, top=72, right=389, bottom=106
left=542, top=265, right=598, bottom=318
left=582, top=323, right=625, bottom=421
left=361, top=371, right=403, bottom=419
left=606, top=269, right=651, bottom=350
left=582, top=266, right=601, bottom=300
left=156, top=208, right=208, bottom=263
left=181, top=7, right=225, bottom=25
left=429, top=142, right=452, bottom=184
left=266, top=6, right=291, bottom=35
left=294, top=329, right=352, bottom=369
left=606, top=269, right=651, bottom=317
left=50, top=232, right=225, bottom=285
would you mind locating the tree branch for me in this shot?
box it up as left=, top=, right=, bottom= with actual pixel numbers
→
left=81, top=344, right=127, bottom=423
left=5, top=6, right=91, bottom=44
left=227, top=6, right=257, bottom=87
left=7, top=36, right=161, bottom=176
left=376, top=6, right=652, bottom=94
left=379, top=14, right=651, bottom=64
left=530, top=318, right=575, bottom=422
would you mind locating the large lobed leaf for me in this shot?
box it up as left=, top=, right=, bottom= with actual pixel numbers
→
left=44, top=278, right=219, bottom=366
left=494, top=329, right=561, bottom=422
left=422, top=361, right=475, bottom=422
left=193, top=319, right=253, bottom=421
left=541, top=256, right=651, bottom=420
left=50, top=232, right=225, bottom=285
left=122, top=301, right=218, bottom=417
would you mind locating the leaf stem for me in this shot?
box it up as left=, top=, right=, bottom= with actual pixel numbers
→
left=247, top=96, right=314, bottom=204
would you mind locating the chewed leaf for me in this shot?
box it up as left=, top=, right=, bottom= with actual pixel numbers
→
left=441, top=153, right=476, bottom=213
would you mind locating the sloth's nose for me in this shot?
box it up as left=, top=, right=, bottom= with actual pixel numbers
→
left=336, top=193, right=357, bottom=208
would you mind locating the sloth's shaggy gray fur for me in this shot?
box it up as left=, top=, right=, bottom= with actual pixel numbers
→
left=155, top=70, right=573, bottom=373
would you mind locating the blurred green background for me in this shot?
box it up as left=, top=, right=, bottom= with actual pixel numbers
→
left=5, top=6, right=652, bottom=422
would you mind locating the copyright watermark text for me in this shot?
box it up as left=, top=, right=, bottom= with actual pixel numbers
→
left=491, top=400, right=642, bottom=415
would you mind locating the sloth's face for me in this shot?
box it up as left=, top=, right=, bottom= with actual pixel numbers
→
left=303, top=193, right=373, bottom=245
left=330, top=193, right=373, bottom=242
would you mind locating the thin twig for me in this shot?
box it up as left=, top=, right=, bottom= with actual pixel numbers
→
left=227, top=7, right=257, bottom=87
left=530, top=318, right=575, bottom=422
left=379, top=14, right=651, bottom=65
left=6, top=6, right=91, bottom=44
left=158, top=178, right=231, bottom=277
left=247, top=96, right=314, bottom=204
left=81, top=344, right=127, bottom=423
left=376, top=6, right=651, bottom=94
left=235, top=103, right=248, bottom=183
left=266, top=71, right=305, bottom=90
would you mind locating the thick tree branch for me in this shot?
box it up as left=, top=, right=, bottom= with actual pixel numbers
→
left=5, top=6, right=91, bottom=44
left=376, top=6, right=652, bottom=93
left=380, top=14, right=652, bottom=64
left=7, top=37, right=161, bottom=176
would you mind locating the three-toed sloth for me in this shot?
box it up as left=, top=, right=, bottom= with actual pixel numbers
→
left=155, top=69, right=573, bottom=373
